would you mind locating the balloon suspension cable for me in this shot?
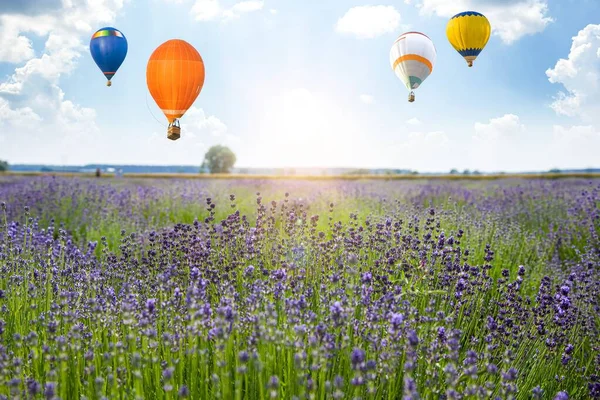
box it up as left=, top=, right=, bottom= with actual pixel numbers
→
left=145, top=91, right=168, bottom=129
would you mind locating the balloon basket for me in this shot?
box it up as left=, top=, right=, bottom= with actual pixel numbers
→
left=167, top=125, right=181, bottom=141
left=408, top=92, right=415, bottom=103
left=107, top=80, right=112, bottom=87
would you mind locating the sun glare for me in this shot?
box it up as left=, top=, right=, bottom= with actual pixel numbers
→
left=255, top=88, right=358, bottom=168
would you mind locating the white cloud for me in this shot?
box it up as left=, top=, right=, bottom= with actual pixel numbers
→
left=229, top=0, right=263, bottom=13
left=546, top=24, right=600, bottom=121
left=0, top=14, right=62, bottom=64
left=0, top=0, right=126, bottom=163
left=414, top=0, right=553, bottom=44
left=360, top=94, right=374, bottom=104
left=406, top=117, right=421, bottom=125
left=470, top=114, right=526, bottom=171
left=181, top=107, right=228, bottom=138
left=473, top=113, right=524, bottom=141
left=335, top=5, right=401, bottom=39
left=191, top=0, right=264, bottom=21
left=0, top=97, right=42, bottom=128
left=191, top=0, right=222, bottom=21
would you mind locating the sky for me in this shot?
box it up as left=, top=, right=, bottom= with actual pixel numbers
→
left=0, top=0, right=599, bottom=172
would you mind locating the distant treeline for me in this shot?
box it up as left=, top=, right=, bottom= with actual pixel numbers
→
left=5, top=164, right=600, bottom=176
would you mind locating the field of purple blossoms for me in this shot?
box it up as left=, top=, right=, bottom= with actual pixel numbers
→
left=0, top=176, right=598, bottom=400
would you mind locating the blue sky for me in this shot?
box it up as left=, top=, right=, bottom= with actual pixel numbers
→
left=0, top=0, right=599, bottom=172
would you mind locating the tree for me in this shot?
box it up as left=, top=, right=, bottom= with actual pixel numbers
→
left=202, top=145, right=237, bottom=174
left=0, top=160, right=8, bottom=172
left=449, top=169, right=458, bottom=175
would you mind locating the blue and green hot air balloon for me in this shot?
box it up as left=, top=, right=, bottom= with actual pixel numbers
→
left=90, top=27, right=128, bottom=87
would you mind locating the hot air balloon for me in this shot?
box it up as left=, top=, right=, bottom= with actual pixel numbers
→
left=146, top=39, right=205, bottom=141
left=446, top=11, right=491, bottom=67
left=90, top=27, right=128, bottom=87
left=390, top=32, right=437, bottom=103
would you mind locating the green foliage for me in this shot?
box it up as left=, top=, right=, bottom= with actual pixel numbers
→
left=202, top=145, right=237, bottom=174
left=0, top=160, right=8, bottom=172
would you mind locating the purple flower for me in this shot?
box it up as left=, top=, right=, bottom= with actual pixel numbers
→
left=239, top=351, right=250, bottom=363
left=390, top=313, right=404, bottom=328
left=163, top=367, right=175, bottom=380
left=361, top=272, right=373, bottom=284
left=44, top=382, right=56, bottom=399
left=268, top=376, right=280, bottom=389
left=146, top=298, right=157, bottom=313
left=178, top=385, right=189, bottom=398
left=532, top=386, right=544, bottom=399
left=554, top=391, right=568, bottom=400
left=351, top=348, right=366, bottom=367
left=407, top=329, right=419, bottom=346
left=502, top=367, right=518, bottom=382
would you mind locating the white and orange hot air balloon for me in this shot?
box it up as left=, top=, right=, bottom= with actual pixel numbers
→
left=146, top=39, right=206, bottom=140
left=389, top=32, right=437, bottom=103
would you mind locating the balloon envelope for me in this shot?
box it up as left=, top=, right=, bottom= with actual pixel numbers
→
left=90, top=27, right=128, bottom=83
left=146, top=39, right=205, bottom=123
left=446, top=11, right=491, bottom=67
left=390, top=32, right=436, bottom=92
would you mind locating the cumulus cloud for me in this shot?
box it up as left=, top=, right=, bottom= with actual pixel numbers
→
left=470, top=114, right=526, bottom=171
left=0, top=0, right=126, bottom=162
left=181, top=107, right=228, bottom=138
left=335, top=5, right=401, bottom=39
left=473, top=113, right=525, bottom=141
left=406, top=117, right=421, bottom=125
left=413, top=0, right=553, bottom=44
left=191, top=0, right=264, bottom=21
left=0, top=97, right=42, bottom=128
left=546, top=24, right=600, bottom=121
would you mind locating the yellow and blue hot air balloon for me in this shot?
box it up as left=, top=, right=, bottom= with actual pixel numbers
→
left=90, top=27, right=128, bottom=87
left=446, top=11, right=491, bottom=68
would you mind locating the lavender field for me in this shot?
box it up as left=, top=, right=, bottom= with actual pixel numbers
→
left=0, top=176, right=598, bottom=399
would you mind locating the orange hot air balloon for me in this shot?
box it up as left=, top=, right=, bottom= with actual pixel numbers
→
left=146, top=39, right=205, bottom=140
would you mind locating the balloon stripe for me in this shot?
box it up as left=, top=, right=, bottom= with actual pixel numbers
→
left=92, top=29, right=123, bottom=39
left=394, top=31, right=432, bottom=43
left=458, top=48, right=482, bottom=57
left=451, top=11, right=484, bottom=19
left=392, top=54, right=432, bottom=73
left=161, top=109, right=189, bottom=114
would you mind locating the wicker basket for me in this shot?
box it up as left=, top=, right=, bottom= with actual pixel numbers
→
left=167, top=125, right=181, bottom=141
